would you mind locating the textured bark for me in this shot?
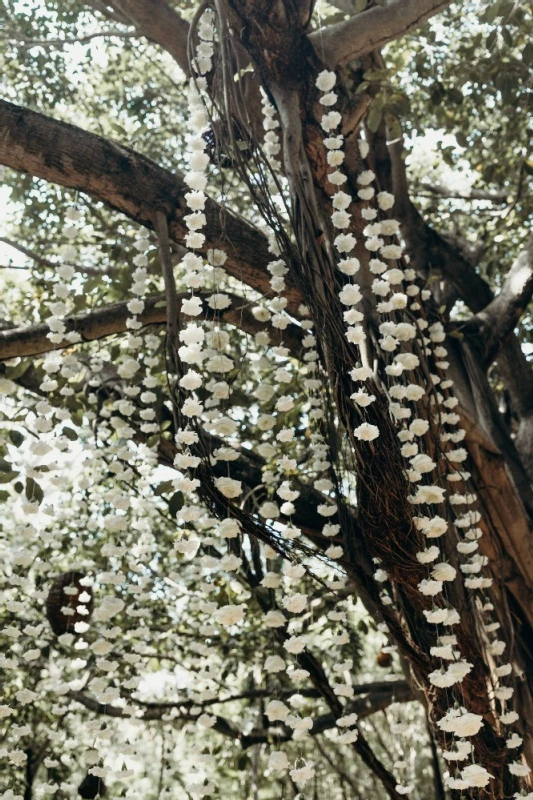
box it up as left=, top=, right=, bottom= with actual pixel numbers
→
left=0, top=100, right=302, bottom=314
left=106, top=0, right=190, bottom=73
left=0, top=292, right=304, bottom=361
left=310, top=0, right=454, bottom=68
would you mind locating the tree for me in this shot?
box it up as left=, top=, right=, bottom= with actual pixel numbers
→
left=0, top=0, right=532, bottom=798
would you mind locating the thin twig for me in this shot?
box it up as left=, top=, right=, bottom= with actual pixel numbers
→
left=153, top=210, right=180, bottom=369
left=5, top=29, right=139, bottom=48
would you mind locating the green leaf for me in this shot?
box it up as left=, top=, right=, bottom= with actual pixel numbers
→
left=168, top=492, right=184, bottom=518
left=366, top=98, right=384, bottom=133
left=385, top=113, right=402, bottom=141
left=523, top=158, right=533, bottom=176
left=154, top=480, right=174, bottom=497
left=25, top=477, right=44, bottom=504
left=481, top=0, right=501, bottom=23
left=362, top=69, right=387, bottom=82
left=62, top=427, right=78, bottom=441
left=0, top=471, right=18, bottom=483
left=447, top=87, right=463, bottom=104
left=0, top=457, right=13, bottom=472
left=501, top=26, right=513, bottom=48
left=523, top=43, right=533, bottom=65
left=354, top=80, right=370, bottom=95
left=9, top=430, right=25, bottom=447
left=5, top=361, right=30, bottom=380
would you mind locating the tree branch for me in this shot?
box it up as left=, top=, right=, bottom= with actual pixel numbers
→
left=418, top=182, right=508, bottom=203
left=0, top=100, right=302, bottom=314
left=68, top=679, right=413, bottom=748
left=5, top=29, right=139, bottom=48
left=154, top=210, right=180, bottom=369
left=103, top=0, right=190, bottom=73
left=309, top=0, right=453, bottom=69
left=461, top=235, right=533, bottom=365
left=0, top=293, right=303, bottom=361
left=0, top=236, right=113, bottom=278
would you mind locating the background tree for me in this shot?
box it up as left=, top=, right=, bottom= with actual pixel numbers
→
left=0, top=1, right=532, bottom=798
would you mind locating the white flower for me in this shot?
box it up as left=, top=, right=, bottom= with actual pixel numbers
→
left=506, top=734, right=523, bottom=749
left=316, top=70, right=336, bottom=91
left=328, top=170, right=347, bottom=185
left=431, top=562, right=456, bottom=581
left=290, top=764, right=315, bottom=785
left=437, top=708, right=483, bottom=737
left=208, top=293, right=232, bottom=310
left=264, top=610, right=286, bottom=628
left=354, top=423, right=379, bottom=441
left=377, top=191, right=395, bottom=210
left=418, top=578, right=443, bottom=596
left=283, top=593, right=307, bottom=613
left=220, top=554, right=242, bottom=571
left=182, top=296, right=204, bottom=316
left=331, top=209, right=350, bottom=228
left=268, top=751, right=289, bottom=772
left=265, top=700, right=290, bottom=722
left=409, top=485, right=445, bottom=505
left=332, top=191, right=351, bottom=210
left=214, top=604, right=245, bottom=626
left=252, top=305, right=271, bottom=322
left=350, top=366, right=373, bottom=381
left=284, top=635, right=307, bottom=654
left=182, top=398, right=203, bottom=416
left=416, top=546, right=440, bottom=564
left=409, top=419, right=429, bottom=436
left=317, top=503, right=338, bottom=517
left=335, top=233, right=356, bottom=253
left=197, top=713, right=216, bottom=729
left=321, top=111, right=342, bottom=131
left=259, top=501, right=280, bottom=519
left=413, top=515, right=447, bottom=537
left=328, top=151, right=345, bottom=167
left=339, top=284, right=362, bottom=305
left=351, top=391, right=375, bottom=407
left=395, top=352, right=419, bottom=370
left=500, top=711, right=519, bottom=724
left=264, top=655, right=286, bottom=673
left=261, top=572, right=281, bottom=589
left=381, top=245, right=404, bottom=261
left=338, top=257, right=360, bottom=275
left=508, top=762, right=530, bottom=777
left=180, top=370, right=203, bottom=390
left=442, top=741, right=472, bottom=762
left=218, top=518, right=240, bottom=538
left=336, top=713, right=358, bottom=728
left=185, top=190, right=206, bottom=210
left=346, top=326, right=366, bottom=344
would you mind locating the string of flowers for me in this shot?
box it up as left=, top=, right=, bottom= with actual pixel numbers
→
left=313, top=66, right=533, bottom=793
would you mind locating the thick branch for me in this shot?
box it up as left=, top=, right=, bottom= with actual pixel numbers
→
left=68, top=679, right=413, bottom=747
left=0, top=293, right=303, bottom=361
left=104, top=0, right=190, bottom=73
left=310, top=0, right=453, bottom=69
left=462, top=235, right=533, bottom=365
left=0, top=100, right=301, bottom=314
